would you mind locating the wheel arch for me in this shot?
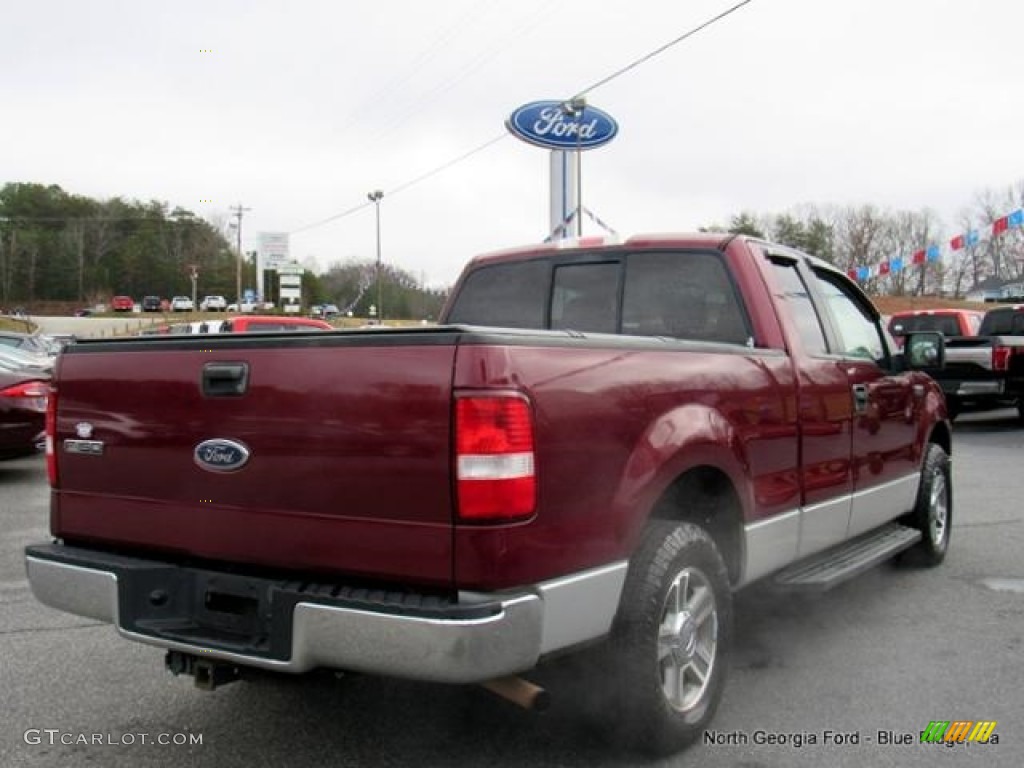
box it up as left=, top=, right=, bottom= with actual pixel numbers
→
left=928, top=419, right=952, bottom=458
left=648, top=465, right=745, bottom=586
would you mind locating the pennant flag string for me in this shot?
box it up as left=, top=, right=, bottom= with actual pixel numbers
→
left=849, top=206, right=1024, bottom=282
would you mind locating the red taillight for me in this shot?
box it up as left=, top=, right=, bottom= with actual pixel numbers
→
left=992, top=346, right=1013, bottom=371
left=455, top=395, right=536, bottom=522
left=45, top=386, right=58, bottom=487
left=0, top=380, right=48, bottom=412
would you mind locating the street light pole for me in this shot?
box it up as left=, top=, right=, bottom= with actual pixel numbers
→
left=367, top=190, right=384, bottom=323
left=230, top=203, right=251, bottom=307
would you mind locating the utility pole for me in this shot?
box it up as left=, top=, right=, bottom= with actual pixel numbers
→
left=230, top=203, right=251, bottom=306
left=189, top=264, right=199, bottom=310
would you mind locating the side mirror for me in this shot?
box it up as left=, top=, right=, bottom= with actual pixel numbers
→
left=905, top=331, right=945, bottom=370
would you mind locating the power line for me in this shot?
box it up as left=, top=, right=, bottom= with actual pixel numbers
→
left=388, top=134, right=509, bottom=196
left=572, top=0, right=755, bottom=99
left=288, top=134, right=509, bottom=236
left=287, top=0, right=756, bottom=236
left=289, top=200, right=375, bottom=236
left=332, top=1, right=502, bottom=139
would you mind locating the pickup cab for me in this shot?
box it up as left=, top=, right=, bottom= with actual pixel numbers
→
left=933, top=304, right=1024, bottom=421
left=25, top=233, right=951, bottom=754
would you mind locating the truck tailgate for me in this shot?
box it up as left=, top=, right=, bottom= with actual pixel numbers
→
left=51, top=333, right=457, bottom=587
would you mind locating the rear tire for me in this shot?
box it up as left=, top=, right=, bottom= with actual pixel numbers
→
left=901, top=443, right=952, bottom=567
left=605, top=521, right=732, bottom=756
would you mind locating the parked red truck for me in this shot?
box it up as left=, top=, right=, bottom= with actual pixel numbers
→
left=26, top=233, right=951, bottom=754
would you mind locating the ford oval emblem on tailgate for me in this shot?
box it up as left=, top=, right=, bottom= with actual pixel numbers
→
left=194, top=439, right=250, bottom=472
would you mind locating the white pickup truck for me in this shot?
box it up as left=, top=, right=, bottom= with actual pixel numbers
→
left=199, top=295, right=228, bottom=312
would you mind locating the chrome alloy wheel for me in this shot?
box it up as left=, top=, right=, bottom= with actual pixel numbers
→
left=928, top=470, right=949, bottom=550
left=657, top=567, right=718, bottom=713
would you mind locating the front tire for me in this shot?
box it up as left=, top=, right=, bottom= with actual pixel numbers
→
left=902, top=443, right=952, bottom=566
left=606, top=521, right=732, bottom=755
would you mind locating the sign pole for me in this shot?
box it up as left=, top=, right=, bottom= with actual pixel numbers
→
left=506, top=98, right=617, bottom=242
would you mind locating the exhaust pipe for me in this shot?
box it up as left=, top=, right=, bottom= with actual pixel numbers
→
left=481, top=676, right=550, bottom=712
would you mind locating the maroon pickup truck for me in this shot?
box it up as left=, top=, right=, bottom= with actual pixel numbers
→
left=26, top=233, right=951, bottom=754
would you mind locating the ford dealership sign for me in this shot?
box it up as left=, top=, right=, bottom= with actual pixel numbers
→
left=506, top=100, right=618, bottom=151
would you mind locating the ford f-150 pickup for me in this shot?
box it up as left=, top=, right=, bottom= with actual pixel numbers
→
left=927, top=304, right=1024, bottom=421
left=25, top=233, right=951, bottom=754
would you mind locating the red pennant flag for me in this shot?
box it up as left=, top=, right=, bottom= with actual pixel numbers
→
left=847, top=268, right=858, bottom=280
left=950, top=234, right=965, bottom=250
left=993, top=216, right=1009, bottom=235
left=912, top=250, right=926, bottom=265
left=878, top=261, right=890, bottom=275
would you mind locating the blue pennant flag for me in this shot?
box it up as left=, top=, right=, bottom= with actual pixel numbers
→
left=857, top=266, right=870, bottom=281
left=890, top=256, right=904, bottom=273
left=926, top=245, right=941, bottom=261
left=1009, top=209, right=1024, bottom=228
left=965, top=229, right=980, bottom=247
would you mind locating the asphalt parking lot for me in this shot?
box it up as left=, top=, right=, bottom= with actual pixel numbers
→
left=2, top=410, right=1022, bottom=767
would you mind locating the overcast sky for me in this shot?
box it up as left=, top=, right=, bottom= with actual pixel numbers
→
left=3, top=0, right=1021, bottom=287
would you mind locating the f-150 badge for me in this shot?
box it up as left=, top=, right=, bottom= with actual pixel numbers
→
left=194, top=439, right=250, bottom=472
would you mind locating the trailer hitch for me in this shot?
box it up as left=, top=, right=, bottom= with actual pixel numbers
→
left=165, top=650, right=241, bottom=691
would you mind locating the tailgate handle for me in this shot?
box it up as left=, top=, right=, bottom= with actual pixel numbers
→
left=203, top=362, right=249, bottom=396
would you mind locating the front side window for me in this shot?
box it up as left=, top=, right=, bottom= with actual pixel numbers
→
left=769, top=260, right=828, bottom=355
left=813, top=271, right=885, bottom=362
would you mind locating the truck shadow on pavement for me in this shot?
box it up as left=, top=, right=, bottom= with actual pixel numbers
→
left=951, top=407, right=1023, bottom=433
left=152, top=569, right=922, bottom=768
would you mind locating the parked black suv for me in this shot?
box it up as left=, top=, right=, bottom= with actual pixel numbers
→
left=141, top=296, right=162, bottom=312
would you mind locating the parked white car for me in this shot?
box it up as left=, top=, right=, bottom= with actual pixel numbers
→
left=200, top=295, right=227, bottom=312
left=170, top=296, right=194, bottom=312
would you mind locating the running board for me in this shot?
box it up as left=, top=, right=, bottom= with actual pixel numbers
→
left=772, top=524, right=922, bottom=592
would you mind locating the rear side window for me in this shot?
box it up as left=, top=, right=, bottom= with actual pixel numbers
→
left=446, top=260, right=548, bottom=328
left=623, top=251, right=750, bottom=344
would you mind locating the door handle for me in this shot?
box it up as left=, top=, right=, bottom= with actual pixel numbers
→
left=202, top=362, right=249, bottom=397
left=851, top=384, right=869, bottom=414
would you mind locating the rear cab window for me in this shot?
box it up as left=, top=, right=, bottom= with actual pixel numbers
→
left=888, top=314, right=961, bottom=337
left=446, top=249, right=751, bottom=345
left=979, top=308, right=1024, bottom=335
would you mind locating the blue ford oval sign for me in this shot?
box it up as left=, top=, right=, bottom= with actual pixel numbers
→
left=194, top=439, right=250, bottom=473
left=506, top=100, right=618, bottom=151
